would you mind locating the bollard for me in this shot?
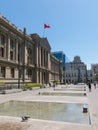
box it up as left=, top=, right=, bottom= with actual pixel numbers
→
left=83, top=104, right=88, bottom=113
left=84, top=93, right=86, bottom=96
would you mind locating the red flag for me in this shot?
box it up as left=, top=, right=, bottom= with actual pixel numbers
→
left=44, top=24, right=50, bottom=29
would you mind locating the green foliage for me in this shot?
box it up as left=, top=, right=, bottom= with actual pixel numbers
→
left=60, top=82, right=65, bottom=85
left=0, top=81, right=5, bottom=85
left=26, top=83, right=43, bottom=89
left=22, top=88, right=27, bottom=91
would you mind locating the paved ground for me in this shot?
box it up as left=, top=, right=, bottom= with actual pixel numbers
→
left=0, top=84, right=98, bottom=130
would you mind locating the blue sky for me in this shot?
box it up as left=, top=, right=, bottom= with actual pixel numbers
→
left=0, top=0, right=98, bottom=69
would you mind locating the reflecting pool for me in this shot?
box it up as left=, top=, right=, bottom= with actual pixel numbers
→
left=0, top=101, right=89, bottom=124
left=39, top=92, right=86, bottom=96
left=55, top=88, right=86, bottom=91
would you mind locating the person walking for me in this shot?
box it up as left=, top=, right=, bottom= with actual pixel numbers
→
left=88, top=82, right=91, bottom=92
left=94, top=83, right=96, bottom=89
left=53, top=81, right=56, bottom=89
left=49, top=82, right=51, bottom=87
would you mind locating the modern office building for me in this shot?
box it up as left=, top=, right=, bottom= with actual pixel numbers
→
left=65, top=56, right=87, bottom=84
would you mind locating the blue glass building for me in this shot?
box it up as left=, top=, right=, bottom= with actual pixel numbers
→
left=52, top=51, right=69, bottom=71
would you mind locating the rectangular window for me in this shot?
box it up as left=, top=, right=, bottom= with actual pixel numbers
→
left=1, top=66, right=5, bottom=77
left=10, top=51, right=13, bottom=60
left=27, top=48, right=32, bottom=64
left=1, top=34, right=5, bottom=44
left=10, top=39, right=15, bottom=49
left=0, top=47, right=4, bottom=57
left=28, top=69, right=32, bottom=77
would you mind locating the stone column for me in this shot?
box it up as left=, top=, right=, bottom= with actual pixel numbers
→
left=44, top=50, right=46, bottom=67
left=0, top=66, right=1, bottom=77
left=42, top=48, right=44, bottom=67
left=4, top=37, right=7, bottom=59
left=6, top=66, right=10, bottom=78
left=36, top=44, right=39, bottom=66
left=7, top=36, right=10, bottom=61
left=40, top=70, right=42, bottom=83
left=48, top=52, right=51, bottom=81
left=38, top=46, right=41, bottom=67
left=41, top=48, right=43, bottom=66
left=0, top=31, right=1, bottom=43
left=46, top=51, right=48, bottom=68
left=15, top=68, right=18, bottom=79
left=40, top=48, right=42, bottom=66
left=38, top=46, right=40, bottom=66
left=15, top=40, right=18, bottom=63
left=48, top=52, right=50, bottom=70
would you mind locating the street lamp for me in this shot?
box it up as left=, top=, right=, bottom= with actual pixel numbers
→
left=77, top=67, right=81, bottom=83
left=54, top=62, right=55, bottom=81
left=59, top=60, right=62, bottom=83
left=94, top=67, right=97, bottom=82
left=18, top=45, right=21, bottom=89
left=22, top=28, right=26, bottom=85
left=85, top=69, right=88, bottom=84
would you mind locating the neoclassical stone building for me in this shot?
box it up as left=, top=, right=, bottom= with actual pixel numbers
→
left=0, top=15, right=61, bottom=84
left=91, top=64, right=98, bottom=82
left=50, top=54, right=62, bottom=82
left=65, top=56, right=87, bottom=84
left=30, top=34, right=51, bottom=84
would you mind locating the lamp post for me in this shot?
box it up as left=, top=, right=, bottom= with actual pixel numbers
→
left=94, top=67, right=97, bottom=82
left=18, top=46, right=21, bottom=89
left=54, top=62, right=55, bottom=81
left=22, top=28, right=26, bottom=86
left=59, top=60, right=62, bottom=83
left=85, top=69, right=88, bottom=84
left=77, top=67, right=81, bottom=83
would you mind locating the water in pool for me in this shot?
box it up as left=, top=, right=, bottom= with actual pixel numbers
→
left=40, top=92, right=86, bottom=96
left=0, top=101, right=89, bottom=124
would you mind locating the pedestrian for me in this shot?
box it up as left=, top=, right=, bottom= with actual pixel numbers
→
left=49, top=82, right=51, bottom=87
left=88, top=82, right=91, bottom=92
left=53, top=81, right=56, bottom=88
left=94, top=83, right=96, bottom=89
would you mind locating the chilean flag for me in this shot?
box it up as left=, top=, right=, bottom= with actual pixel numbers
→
left=44, top=24, right=51, bottom=29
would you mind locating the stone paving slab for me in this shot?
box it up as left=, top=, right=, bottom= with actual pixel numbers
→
left=87, top=89, right=98, bottom=127
left=0, top=116, right=92, bottom=130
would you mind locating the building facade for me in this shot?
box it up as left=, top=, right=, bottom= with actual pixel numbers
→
left=52, top=51, right=69, bottom=83
left=50, top=54, right=63, bottom=83
left=30, top=34, right=51, bottom=84
left=87, top=70, right=93, bottom=83
left=0, top=15, right=60, bottom=85
left=91, top=64, right=98, bottom=82
left=65, top=56, right=87, bottom=84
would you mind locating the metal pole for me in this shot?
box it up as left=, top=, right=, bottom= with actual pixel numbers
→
left=59, top=60, right=61, bottom=83
left=86, top=69, right=88, bottom=84
left=54, top=63, right=55, bottom=81
left=77, top=67, right=81, bottom=83
left=22, top=28, right=26, bottom=86
left=18, top=46, right=20, bottom=89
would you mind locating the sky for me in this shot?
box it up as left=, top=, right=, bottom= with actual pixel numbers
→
left=0, top=0, right=98, bottom=69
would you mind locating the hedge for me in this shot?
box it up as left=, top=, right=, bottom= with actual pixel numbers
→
left=0, top=81, right=5, bottom=85
left=26, top=83, right=43, bottom=89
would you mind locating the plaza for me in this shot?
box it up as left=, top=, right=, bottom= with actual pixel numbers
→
left=0, top=84, right=98, bottom=130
